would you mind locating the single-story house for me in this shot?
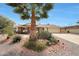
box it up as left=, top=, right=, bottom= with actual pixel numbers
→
left=15, top=24, right=61, bottom=34
left=60, top=25, right=79, bottom=33
left=15, top=24, right=79, bottom=34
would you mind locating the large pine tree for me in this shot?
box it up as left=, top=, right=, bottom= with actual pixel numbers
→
left=7, top=3, right=53, bottom=40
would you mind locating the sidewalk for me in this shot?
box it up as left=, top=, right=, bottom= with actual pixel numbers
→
left=53, top=34, right=79, bottom=45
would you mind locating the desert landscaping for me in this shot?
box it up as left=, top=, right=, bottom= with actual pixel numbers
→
left=0, top=33, right=79, bottom=56
left=0, top=3, right=79, bottom=56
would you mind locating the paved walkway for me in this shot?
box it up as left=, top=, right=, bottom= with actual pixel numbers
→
left=53, top=33, right=79, bottom=56
left=53, top=34, right=79, bottom=45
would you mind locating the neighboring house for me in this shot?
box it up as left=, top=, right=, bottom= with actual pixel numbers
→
left=60, top=25, right=79, bottom=33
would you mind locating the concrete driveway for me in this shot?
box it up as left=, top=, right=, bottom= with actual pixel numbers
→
left=53, top=33, right=79, bottom=45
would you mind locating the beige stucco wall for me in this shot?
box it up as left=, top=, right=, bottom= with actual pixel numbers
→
left=47, top=26, right=60, bottom=33
left=66, top=29, right=79, bottom=33
left=60, top=29, right=66, bottom=33
left=61, top=28, right=79, bottom=33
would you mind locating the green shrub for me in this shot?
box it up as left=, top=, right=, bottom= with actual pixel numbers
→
left=35, top=40, right=47, bottom=52
left=37, top=31, right=52, bottom=39
left=47, top=37, right=59, bottom=46
left=26, top=39, right=36, bottom=50
left=24, top=31, right=59, bottom=52
left=24, top=39, right=47, bottom=52
left=47, top=36, right=55, bottom=42
left=12, top=35, right=21, bottom=44
left=36, top=31, right=59, bottom=46
left=3, top=26, right=14, bottom=36
left=0, top=15, right=15, bottom=36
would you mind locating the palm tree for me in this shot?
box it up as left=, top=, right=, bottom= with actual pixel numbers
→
left=7, top=3, right=53, bottom=40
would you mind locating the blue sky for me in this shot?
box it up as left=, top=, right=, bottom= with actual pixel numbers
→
left=0, top=3, right=79, bottom=27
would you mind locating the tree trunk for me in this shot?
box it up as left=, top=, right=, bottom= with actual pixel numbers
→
left=30, top=8, right=37, bottom=40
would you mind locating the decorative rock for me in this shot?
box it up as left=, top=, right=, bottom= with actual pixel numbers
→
left=62, top=43, right=64, bottom=45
